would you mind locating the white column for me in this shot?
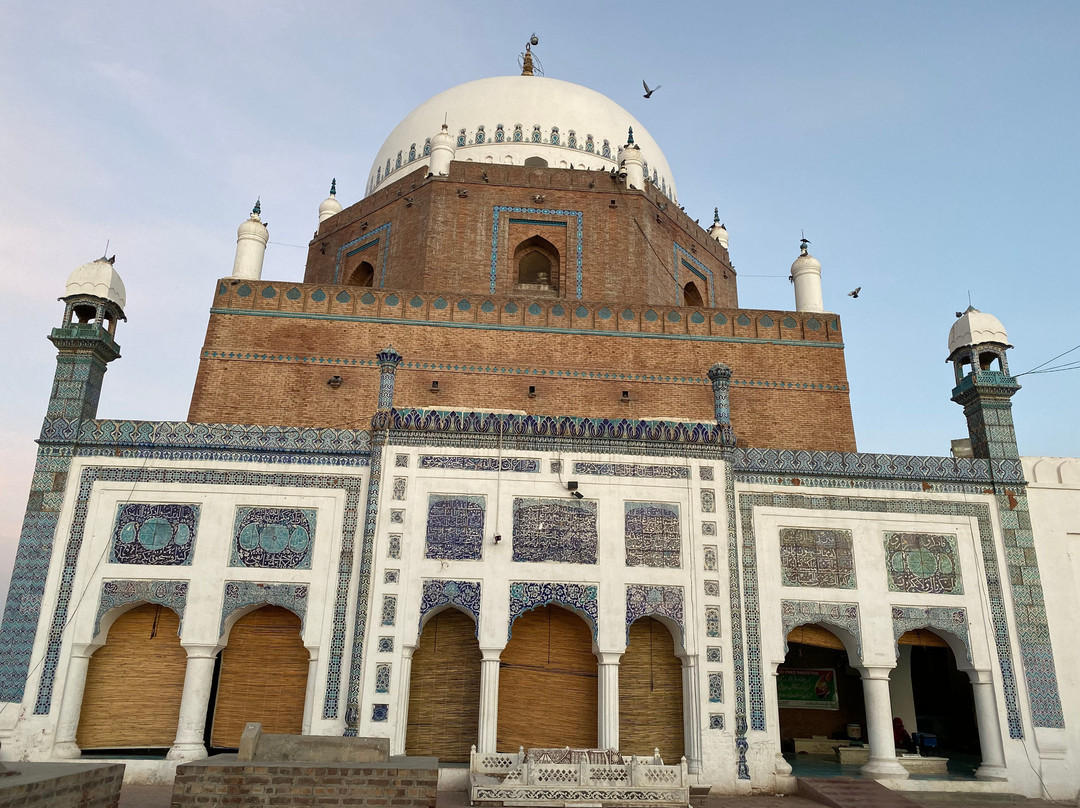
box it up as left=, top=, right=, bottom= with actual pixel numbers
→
left=860, top=666, right=908, bottom=779
left=478, top=649, right=502, bottom=753
left=597, top=652, right=621, bottom=750
left=302, top=650, right=319, bottom=735
left=680, top=654, right=702, bottom=774
left=970, top=673, right=1008, bottom=780
left=167, top=645, right=218, bottom=761
left=395, top=647, right=415, bottom=755
left=53, top=647, right=94, bottom=758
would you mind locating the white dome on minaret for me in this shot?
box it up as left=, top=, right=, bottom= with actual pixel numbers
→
left=64, top=256, right=127, bottom=310
left=948, top=306, right=1010, bottom=356
left=790, top=239, right=824, bottom=313
left=232, top=200, right=269, bottom=280
left=366, top=75, right=677, bottom=200
left=318, top=179, right=342, bottom=223
left=707, top=208, right=728, bottom=248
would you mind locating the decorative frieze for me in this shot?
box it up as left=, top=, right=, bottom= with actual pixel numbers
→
left=625, top=585, right=684, bottom=640
left=779, top=528, right=856, bottom=589
left=884, top=532, right=963, bottom=595
left=230, top=506, right=315, bottom=570
left=220, top=581, right=308, bottom=636
left=780, top=600, right=861, bottom=656
left=624, top=502, right=680, bottom=568
left=419, top=579, right=481, bottom=636
left=425, top=495, right=485, bottom=560
left=420, top=455, right=540, bottom=473
left=892, top=606, right=970, bottom=660
left=508, top=582, right=598, bottom=639
left=94, top=579, right=188, bottom=637
left=575, top=462, right=689, bottom=479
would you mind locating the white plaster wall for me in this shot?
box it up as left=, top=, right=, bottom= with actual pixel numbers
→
left=1020, top=457, right=1080, bottom=800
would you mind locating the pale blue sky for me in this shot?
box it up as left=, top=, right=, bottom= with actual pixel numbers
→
left=2, top=2, right=1079, bottom=604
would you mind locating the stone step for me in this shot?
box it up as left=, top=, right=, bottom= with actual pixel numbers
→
left=798, top=777, right=922, bottom=808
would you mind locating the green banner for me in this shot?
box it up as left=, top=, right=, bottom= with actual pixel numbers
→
left=777, top=667, right=839, bottom=710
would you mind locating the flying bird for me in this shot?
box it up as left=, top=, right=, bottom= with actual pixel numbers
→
left=642, top=80, right=661, bottom=99
left=847, top=287, right=862, bottom=299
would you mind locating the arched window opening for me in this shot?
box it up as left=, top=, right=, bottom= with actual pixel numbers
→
left=514, top=236, right=559, bottom=293
left=346, top=261, right=375, bottom=287
left=73, top=304, right=97, bottom=323
left=683, top=281, right=704, bottom=308
left=620, top=617, right=684, bottom=758
left=524, top=156, right=548, bottom=168
left=978, top=352, right=1001, bottom=372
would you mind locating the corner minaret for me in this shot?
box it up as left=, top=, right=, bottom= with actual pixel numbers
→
left=49, top=256, right=127, bottom=421
left=947, top=306, right=1020, bottom=460
left=231, top=200, right=269, bottom=280
left=790, top=238, right=823, bottom=313
left=707, top=208, right=729, bottom=249
left=618, top=127, right=644, bottom=190
left=319, top=178, right=342, bottom=224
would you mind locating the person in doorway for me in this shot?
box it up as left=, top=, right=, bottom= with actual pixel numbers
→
left=893, top=717, right=916, bottom=753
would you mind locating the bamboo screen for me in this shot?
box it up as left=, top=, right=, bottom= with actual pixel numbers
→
left=405, top=608, right=482, bottom=762
left=619, top=617, right=684, bottom=758
left=77, top=604, right=186, bottom=749
left=497, top=605, right=598, bottom=751
left=211, top=606, right=308, bottom=748
left=786, top=624, right=846, bottom=650
left=898, top=629, right=949, bottom=648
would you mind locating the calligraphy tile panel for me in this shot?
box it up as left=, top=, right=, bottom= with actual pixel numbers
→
left=230, top=506, right=316, bottom=569
left=513, top=498, right=598, bottom=564
left=110, top=503, right=199, bottom=566
left=779, top=528, right=856, bottom=589
left=425, top=494, right=485, bottom=560
left=624, top=502, right=681, bottom=567
left=885, top=532, right=963, bottom=594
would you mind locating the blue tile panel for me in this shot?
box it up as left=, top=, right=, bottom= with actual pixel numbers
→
left=625, top=585, right=684, bottom=642
left=381, top=595, right=397, bottom=626
left=722, top=461, right=751, bottom=781
left=25, top=465, right=362, bottom=721
left=575, top=462, right=689, bottom=479
left=419, top=455, right=540, bottom=472
left=705, top=606, right=722, bottom=638
left=0, top=446, right=72, bottom=701
left=624, top=502, right=681, bottom=568
left=700, top=466, right=715, bottom=481
left=709, top=714, right=725, bottom=730
left=700, top=489, right=716, bottom=513
left=377, top=637, right=394, bottom=653
left=387, top=534, right=401, bottom=559
left=492, top=207, right=584, bottom=298
left=110, top=503, right=199, bottom=565
left=94, top=579, right=188, bottom=637
left=674, top=243, right=716, bottom=308
left=704, top=580, right=721, bottom=597
left=737, top=491, right=1025, bottom=739
left=425, top=495, right=485, bottom=560
left=333, top=222, right=391, bottom=285
left=392, top=478, right=407, bottom=500
left=372, top=703, right=389, bottom=722
left=779, top=528, right=856, bottom=589
left=706, top=647, right=723, bottom=663
left=419, top=579, right=482, bottom=636
left=892, top=606, right=971, bottom=661
left=508, top=581, right=598, bottom=639
left=220, top=581, right=308, bottom=636
left=230, top=507, right=316, bottom=570
left=512, top=498, right=597, bottom=564
left=703, top=546, right=718, bottom=571
left=883, top=532, right=963, bottom=595
left=781, top=601, right=862, bottom=657
left=375, top=663, right=391, bottom=694
left=701, top=521, right=717, bottom=536
left=708, top=673, right=724, bottom=703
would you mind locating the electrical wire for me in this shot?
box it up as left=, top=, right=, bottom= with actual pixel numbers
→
left=1014, top=343, right=1080, bottom=377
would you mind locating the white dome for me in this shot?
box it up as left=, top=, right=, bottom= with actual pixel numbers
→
left=367, top=76, right=677, bottom=200
left=790, top=252, right=821, bottom=274
left=319, top=195, right=342, bottom=217
left=948, top=306, right=1009, bottom=355
left=64, top=257, right=126, bottom=310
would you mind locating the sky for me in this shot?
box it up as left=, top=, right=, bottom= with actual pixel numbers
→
left=1, top=2, right=1079, bottom=606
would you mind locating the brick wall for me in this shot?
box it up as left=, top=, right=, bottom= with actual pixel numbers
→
left=0, top=762, right=124, bottom=808
left=304, top=162, right=737, bottom=309
left=189, top=283, right=856, bottom=452
left=171, top=759, right=438, bottom=808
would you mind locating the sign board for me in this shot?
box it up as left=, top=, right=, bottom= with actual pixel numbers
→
left=776, top=667, right=839, bottom=710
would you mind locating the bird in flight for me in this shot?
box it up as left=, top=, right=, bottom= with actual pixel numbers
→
left=643, top=80, right=661, bottom=98
left=847, top=287, right=862, bottom=299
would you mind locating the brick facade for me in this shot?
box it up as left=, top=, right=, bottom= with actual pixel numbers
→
left=171, top=758, right=437, bottom=808
left=0, top=762, right=123, bottom=808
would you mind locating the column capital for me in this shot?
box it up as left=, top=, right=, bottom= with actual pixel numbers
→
left=480, top=648, right=503, bottom=661
left=596, top=651, right=623, bottom=665
left=860, top=664, right=895, bottom=680
left=180, top=643, right=222, bottom=659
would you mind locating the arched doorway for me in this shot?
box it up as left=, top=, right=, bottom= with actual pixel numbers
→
left=683, top=281, right=704, bottom=307
left=498, top=605, right=596, bottom=750
left=892, top=629, right=980, bottom=763
left=77, top=603, right=186, bottom=750
left=406, top=608, right=482, bottom=762
left=619, top=617, right=684, bottom=758
left=209, top=605, right=309, bottom=749
left=346, top=261, right=375, bottom=287
left=776, top=624, right=865, bottom=757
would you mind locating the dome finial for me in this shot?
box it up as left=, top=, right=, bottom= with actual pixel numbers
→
left=713, top=207, right=720, bottom=224
left=521, top=33, right=539, bottom=76
left=626, top=126, right=635, bottom=146
left=330, top=178, right=337, bottom=196
left=799, top=236, right=810, bottom=257
left=252, top=198, right=261, bottom=217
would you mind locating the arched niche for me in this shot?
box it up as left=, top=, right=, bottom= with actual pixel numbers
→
left=405, top=607, right=481, bottom=762
left=524, top=156, right=548, bottom=168
left=345, top=260, right=375, bottom=287
left=77, top=603, right=186, bottom=750
left=514, top=235, right=560, bottom=292
left=620, top=616, right=684, bottom=758
left=683, top=281, right=704, bottom=308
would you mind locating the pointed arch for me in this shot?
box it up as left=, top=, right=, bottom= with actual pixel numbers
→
left=620, top=617, right=684, bottom=758
left=345, top=261, right=375, bottom=287
left=683, top=281, right=704, bottom=308
left=514, top=235, right=560, bottom=291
